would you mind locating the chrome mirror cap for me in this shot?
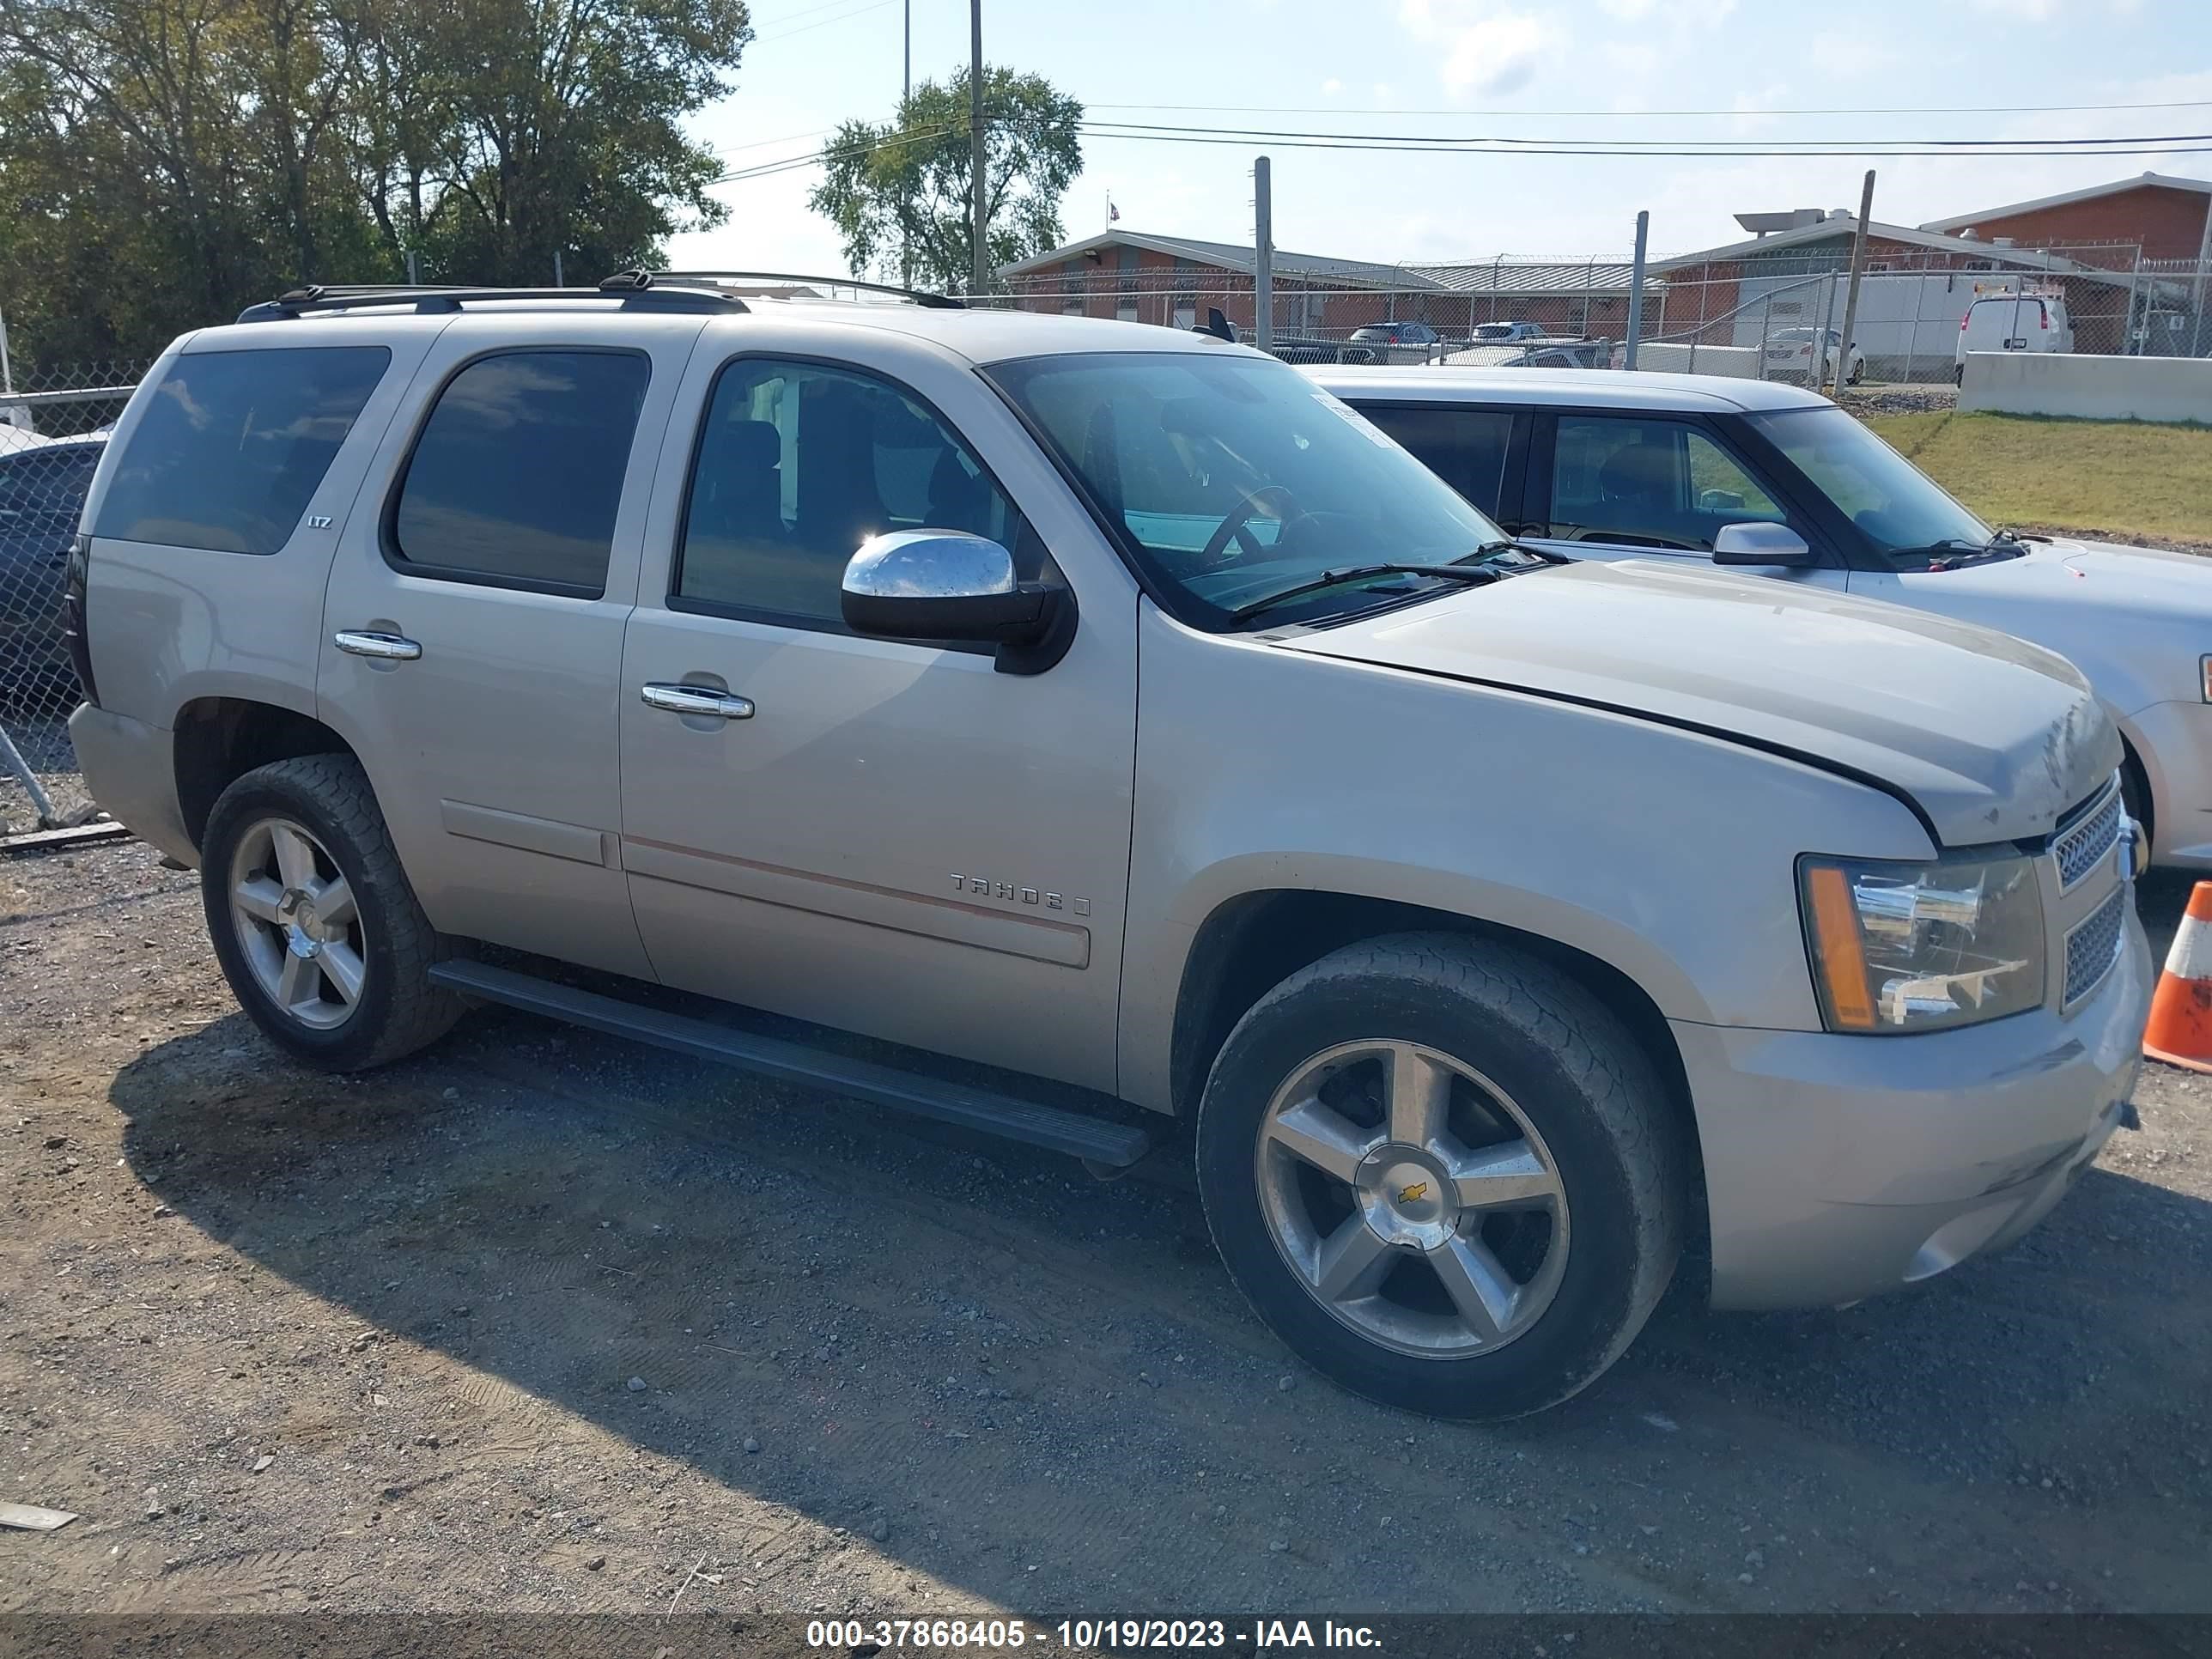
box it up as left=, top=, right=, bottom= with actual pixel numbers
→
left=1711, top=520, right=1814, bottom=567
left=843, top=530, right=1017, bottom=602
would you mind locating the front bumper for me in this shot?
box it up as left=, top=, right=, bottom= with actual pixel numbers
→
left=1673, top=904, right=2151, bottom=1311
left=67, top=702, right=196, bottom=866
left=2127, top=700, right=2212, bottom=869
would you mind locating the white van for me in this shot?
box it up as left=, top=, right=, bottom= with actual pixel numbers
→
left=1955, top=291, right=2073, bottom=384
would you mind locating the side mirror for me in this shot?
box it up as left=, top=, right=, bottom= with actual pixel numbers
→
left=841, top=530, right=1076, bottom=676
left=1711, top=521, right=1814, bottom=568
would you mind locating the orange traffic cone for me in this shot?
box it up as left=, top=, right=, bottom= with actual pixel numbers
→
left=2143, top=881, right=2212, bottom=1072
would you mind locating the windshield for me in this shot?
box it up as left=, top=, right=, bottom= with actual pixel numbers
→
left=986, top=351, right=1510, bottom=625
left=1747, top=404, right=1992, bottom=568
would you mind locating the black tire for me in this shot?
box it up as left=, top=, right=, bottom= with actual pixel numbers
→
left=1954, top=363, right=1966, bottom=387
left=200, top=754, right=462, bottom=1071
left=2121, top=748, right=2154, bottom=866
left=1194, top=933, right=1685, bottom=1419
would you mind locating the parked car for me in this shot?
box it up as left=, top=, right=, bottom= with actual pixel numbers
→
left=1447, top=339, right=1609, bottom=369
left=0, top=431, right=104, bottom=713
left=1956, top=291, right=2073, bottom=385
left=1316, top=362, right=2206, bottom=867
left=1343, top=320, right=1443, bottom=362
left=72, top=286, right=2146, bottom=1421
left=1471, top=321, right=1546, bottom=343
left=1765, top=326, right=1864, bottom=386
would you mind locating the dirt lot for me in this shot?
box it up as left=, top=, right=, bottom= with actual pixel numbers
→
left=2, top=836, right=2208, bottom=1619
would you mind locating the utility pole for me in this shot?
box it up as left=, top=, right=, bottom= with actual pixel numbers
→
left=1832, top=169, right=1876, bottom=394
left=1253, top=155, right=1273, bottom=352
left=2191, top=193, right=2212, bottom=357
left=900, top=0, right=911, bottom=288
left=1624, top=210, right=1649, bottom=371
left=969, top=0, right=987, bottom=298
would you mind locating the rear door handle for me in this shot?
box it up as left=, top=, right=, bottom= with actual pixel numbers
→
left=333, top=629, right=422, bottom=661
left=641, top=683, right=754, bottom=720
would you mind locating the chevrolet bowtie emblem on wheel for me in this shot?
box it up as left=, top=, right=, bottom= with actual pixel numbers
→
left=1397, top=1181, right=1429, bottom=1205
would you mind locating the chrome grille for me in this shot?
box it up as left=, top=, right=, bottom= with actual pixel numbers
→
left=2054, top=781, right=2124, bottom=891
left=2063, top=884, right=2128, bottom=1008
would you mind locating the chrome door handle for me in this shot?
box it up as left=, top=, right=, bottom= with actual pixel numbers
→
left=641, top=683, right=755, bottom=720
left=333, top=629, right=422, bottom=661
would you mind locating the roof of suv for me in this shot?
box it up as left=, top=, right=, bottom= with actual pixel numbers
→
left=212, top=287, right=1257, bottom=368
left=1308, top=364, right=1832, bottom=415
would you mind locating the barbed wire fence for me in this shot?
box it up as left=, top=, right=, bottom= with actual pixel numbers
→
left=0, top=362, right=143, bottom=833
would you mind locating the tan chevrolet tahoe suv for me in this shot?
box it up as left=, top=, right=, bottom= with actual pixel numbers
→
left=65, top=275, right=2150, bottom=1419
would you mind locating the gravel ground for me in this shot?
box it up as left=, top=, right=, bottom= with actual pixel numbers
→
left=1833, top=384, right=1960, bottom=417
left=2, top=837, right=2208, bottom=1618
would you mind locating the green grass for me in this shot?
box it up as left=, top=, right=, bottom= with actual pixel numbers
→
left=1864, top=411, right=2212, bottom=547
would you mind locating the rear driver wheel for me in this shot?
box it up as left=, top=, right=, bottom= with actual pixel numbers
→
left=201, top=755, right=462, bottom=1071
left=1195, top=933, right=1686, bottom=1419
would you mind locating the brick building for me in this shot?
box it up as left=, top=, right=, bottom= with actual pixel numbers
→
left=995, top=231, right=1640, bottom=342
left=1921, top=173, right=2212, bottom=264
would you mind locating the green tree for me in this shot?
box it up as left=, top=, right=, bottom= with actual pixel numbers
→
left=809, top=64, right=1081, bottom=294
left=0, top=0, right=751, bottom=368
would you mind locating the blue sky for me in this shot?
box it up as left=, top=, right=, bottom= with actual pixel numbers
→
left=668, top=0, right=2212, bottom=275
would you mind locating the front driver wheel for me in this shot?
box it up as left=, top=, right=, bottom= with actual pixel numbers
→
left=1196, top=933, right=1686, bottom=1419
left=201, top=754, right=462, bottom=1071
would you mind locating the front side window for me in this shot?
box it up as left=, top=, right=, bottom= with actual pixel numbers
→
left=986, top=351, right=1510, bottom=627
left=1356, top=404, right=1515, bottom=516
left=1747, top=404, right=1991, bottom=568
left=390, top=350, right=648, bottom=594
left=1546, top=416, right=1784, bottom=552
left=676, top=358, right=1027, bottom=627
left=95, top=347, right=389, bottom=556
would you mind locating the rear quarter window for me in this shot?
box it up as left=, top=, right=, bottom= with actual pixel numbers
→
left=386, top=349, right=649, bottom=595
left=94, top=347, right=391, bottom=556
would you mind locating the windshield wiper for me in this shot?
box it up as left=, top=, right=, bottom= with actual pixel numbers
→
left=1229, top=562, right=1501, bottom=624
left=1469, top=537, right=1571, bottom=566
left=1920, top=531, right=2030, bottom=570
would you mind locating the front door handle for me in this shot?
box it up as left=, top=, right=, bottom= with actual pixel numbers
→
left=641, top=683, right=755, bottom=720
left=333, top=629, right=422, bottom=661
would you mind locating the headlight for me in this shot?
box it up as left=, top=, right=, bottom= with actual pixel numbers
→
left=1798, top=853, right=2045, bottom=1033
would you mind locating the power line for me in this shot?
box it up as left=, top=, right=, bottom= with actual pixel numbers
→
left=1073, top=125, right=2212, bottom=161
left=705, top=109, right=2212, bottom=192
left=1079, top=118, right=2212, bottom=153
left=712, top=119, right=969, bottom=184
left=751, top=0, right=896, bottom=45
left=1085, top=97, right=2212, bottom=119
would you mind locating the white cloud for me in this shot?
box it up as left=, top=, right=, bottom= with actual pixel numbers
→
left=1600, top=0, right=1736, bottom=25
left=1397, top=0, right=1554, bottom=98
left=1966, top=0, right=2057, bottom=14
left=1321, top=76, right=1343, bottom=94
left=1808, top=28, right=1885, bottom=79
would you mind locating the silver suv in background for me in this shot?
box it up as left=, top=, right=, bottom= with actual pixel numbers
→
left=69, top=281, right=2147, bottom=1419
left=1315, top=364, right=2212, bottom=872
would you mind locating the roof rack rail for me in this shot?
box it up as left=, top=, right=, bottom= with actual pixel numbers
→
left=236, top=282, right=748, bottom=323
left=625, top=269, right=966, bottom=310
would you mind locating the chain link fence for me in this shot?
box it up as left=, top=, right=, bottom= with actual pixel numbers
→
left=1, top=362, right=143, bottom=832
left=991, top=238, right=2211, bottom=388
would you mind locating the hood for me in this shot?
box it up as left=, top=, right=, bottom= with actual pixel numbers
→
left=1859, top=535, right=2212, bottom=708
left=1906, top=534, right=2212, bottom=611
left=1279, top=559, right=2118, bottom=847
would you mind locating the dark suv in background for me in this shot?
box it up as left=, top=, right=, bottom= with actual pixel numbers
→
left=0, top=433, right=106, bottom=714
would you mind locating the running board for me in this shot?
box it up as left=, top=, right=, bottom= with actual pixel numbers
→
left=428, top=959, right=1154, bottom=1169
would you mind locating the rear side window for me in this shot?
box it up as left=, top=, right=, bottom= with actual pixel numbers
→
left=94, top=347, right=390, bottom=556
left=389, top=350, right=649, bottom=595
left=1357, top=404, right=1515, bottom=515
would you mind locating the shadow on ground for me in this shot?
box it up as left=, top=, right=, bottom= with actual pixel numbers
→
left=96, top=886, right=2212, bottom=1615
